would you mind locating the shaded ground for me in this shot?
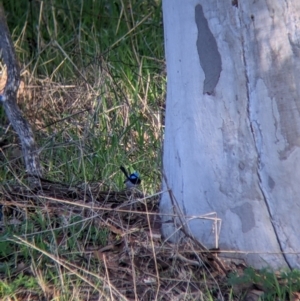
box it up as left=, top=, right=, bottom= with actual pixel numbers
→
left=0, top=180, right=235, bottom=300
left=2, top=182, right=300, bottom=301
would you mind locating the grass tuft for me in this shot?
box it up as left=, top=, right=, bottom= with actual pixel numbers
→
left=1, top=0, right=165, bottom=194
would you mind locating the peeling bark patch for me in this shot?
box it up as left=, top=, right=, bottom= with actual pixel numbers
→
left=268, top=176, right=275, bottom=190
left=231, top=0, right=238, bottom=8
left=238, top=161, right=245, bottom=170
left=231, top=203, right=255, bottom=233
left=195, top=4, right=222, bottom=95
left=288, top=33, right=300, bottom=58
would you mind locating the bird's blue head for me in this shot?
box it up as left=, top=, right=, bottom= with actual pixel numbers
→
left=129, top=172, right=140, bottom=180
left=126, top=171, right=141, bottom=187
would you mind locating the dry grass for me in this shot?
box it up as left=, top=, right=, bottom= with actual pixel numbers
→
left=0, top=180, right=232, bottom=301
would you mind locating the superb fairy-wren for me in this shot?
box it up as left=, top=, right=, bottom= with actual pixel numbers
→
left=120, top=166, right=141, bottom=188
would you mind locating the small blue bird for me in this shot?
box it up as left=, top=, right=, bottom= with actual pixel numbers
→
left=120, top=166, right=141, bottom=188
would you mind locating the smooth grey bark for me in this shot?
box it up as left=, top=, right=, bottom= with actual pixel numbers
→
left=0, top=4, right=42, bottom=179
left=161, top=0, right=300, bottom=269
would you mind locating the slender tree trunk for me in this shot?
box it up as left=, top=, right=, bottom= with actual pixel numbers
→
left=0, top=4, right=42, bottom=180
left=161, top=0, right=300, bottom=269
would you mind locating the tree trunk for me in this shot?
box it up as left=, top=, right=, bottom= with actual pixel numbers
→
left=0, top=4, right=42, bottom=180
left=161, top=0, right=300, bottom=269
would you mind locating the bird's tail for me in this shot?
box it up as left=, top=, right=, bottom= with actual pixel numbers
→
left=120, top=166, right=129, bottom=179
